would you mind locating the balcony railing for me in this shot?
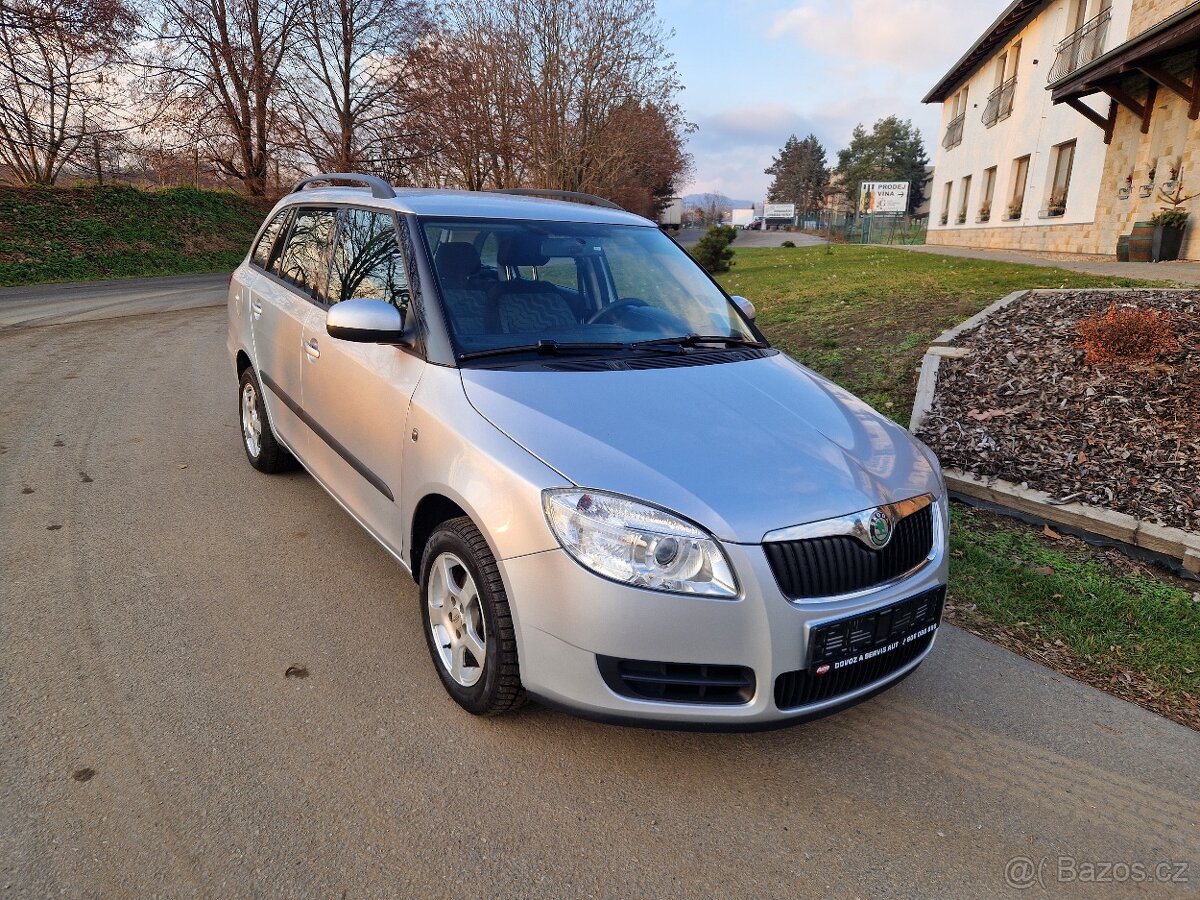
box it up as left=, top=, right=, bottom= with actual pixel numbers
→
left=942, top=112, right=965, bottom=149
left=1049, top=8, right=1112, bottom=82
left=982, top=76, right=1018, bottom=127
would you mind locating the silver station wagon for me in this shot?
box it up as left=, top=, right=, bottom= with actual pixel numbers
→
left=228, top=173, right=949, bottom=727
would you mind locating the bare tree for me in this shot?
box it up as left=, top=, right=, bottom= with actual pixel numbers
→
left=282, top=0, right=433, bottom=175
left=412, top=0, right=690, bottom=205
left=0, top=0, right=139, bottom=184
left=149, top=0, right=299, bottom=195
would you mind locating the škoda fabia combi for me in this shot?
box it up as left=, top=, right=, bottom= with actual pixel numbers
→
left=228, top=173, right=948, bottom=727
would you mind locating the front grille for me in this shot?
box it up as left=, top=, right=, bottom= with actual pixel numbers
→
left=764, top=503, right=934, bottom=599
left=597, top=656, right=755, bottom=705
left=774, top=588, right=945, bottom=710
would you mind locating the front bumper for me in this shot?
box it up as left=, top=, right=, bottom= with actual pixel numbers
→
left=501, top=502, right=949, bottom=727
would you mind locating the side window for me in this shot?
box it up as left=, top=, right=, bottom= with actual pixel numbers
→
left=328, top=208, right=410, bottom=311
left=276, top=208, right=337, bottom=301
left=251, top=210, right=291, bottom=270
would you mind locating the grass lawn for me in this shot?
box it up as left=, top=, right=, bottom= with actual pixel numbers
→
left=713, top=244, right=1150, bottom=415
left=0, top=185, right=270, bottom=286
left=714, top=244, right=1198, bottom=728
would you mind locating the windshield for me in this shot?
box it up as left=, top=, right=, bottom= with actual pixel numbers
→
left=420, top=217, right=758, bottom=356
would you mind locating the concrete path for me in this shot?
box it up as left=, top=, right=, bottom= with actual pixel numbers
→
left=0, top=272, right=229, bottom=329
left=899, top=242, right=1200, bottom=284
left=1, top=306, right=1197, bottom=898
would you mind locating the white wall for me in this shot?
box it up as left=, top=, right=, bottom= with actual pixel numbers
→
left=927, top=0, right=1133, bottom=232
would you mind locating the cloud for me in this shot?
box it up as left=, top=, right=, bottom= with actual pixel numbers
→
left=769, top=0, right=989, bottom=75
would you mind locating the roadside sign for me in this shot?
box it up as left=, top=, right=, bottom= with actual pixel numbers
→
left=859, top=181, right=909, bottom=214
left=764, top=202, right=796, bottom=219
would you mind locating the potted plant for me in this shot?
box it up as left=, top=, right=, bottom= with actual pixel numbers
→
left=956, top=210, right=967, bottom=224
left=978, top=201, right=991, bottom=223
left=1118, top=172, right=1132, bottom=200
left=939, top=212, right=948, bottom=225
left=1150, top=177, right=1198, bottom=261
left=1006, top=201, right=1022, bottom=220
left=1047, top=190, right=1066, bottom=217
left=1162, top=162, right=1180, bottom=194
left=1140, top=166, right=1156, bottom=198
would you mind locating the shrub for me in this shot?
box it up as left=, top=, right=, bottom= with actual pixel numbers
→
left=691, top=224, right=736, bottom=273
left=1149, top=208, right=1189, bottom=229
left=1076, top=301, right=1179, bottom=367
left=781, top=240, right=796, bottom=248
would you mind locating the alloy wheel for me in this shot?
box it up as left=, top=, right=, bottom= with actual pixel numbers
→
left=427, top=552, right=487, bottom=687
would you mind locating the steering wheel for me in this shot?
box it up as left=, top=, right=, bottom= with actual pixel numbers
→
left=586, top=297, right=650, bottom=325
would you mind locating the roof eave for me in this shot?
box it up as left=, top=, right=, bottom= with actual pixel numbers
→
left=923, top=0, right=1049, bottom=103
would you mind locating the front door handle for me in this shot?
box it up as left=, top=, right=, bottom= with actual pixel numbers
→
left=251, top=299, right=263, bottom=319
left=303, top=338, right=321, bottom=360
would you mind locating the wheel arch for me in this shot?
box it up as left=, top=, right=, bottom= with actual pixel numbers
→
left=409, top=493, right=470, bottom=581
left=235, top=349, right=253, bottom=377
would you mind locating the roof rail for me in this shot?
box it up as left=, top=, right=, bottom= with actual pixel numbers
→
left=490, top=188, right=623, bottom=211
left=292, top=172, right=396, bottom=200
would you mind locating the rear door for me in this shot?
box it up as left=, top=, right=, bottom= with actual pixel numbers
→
left=299, top=207, right=422, bottom=554
left=251, top=207, right=338, bottom=460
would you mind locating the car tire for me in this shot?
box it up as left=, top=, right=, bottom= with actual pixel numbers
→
left=420, top=517, right=525, bottom=715
left=238, top=367, right=293, bottom=473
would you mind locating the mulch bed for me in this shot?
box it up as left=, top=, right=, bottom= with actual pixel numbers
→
left=917, top=289, right=1200, bottom=533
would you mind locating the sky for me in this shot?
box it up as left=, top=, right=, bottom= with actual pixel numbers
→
left=661, top=0, right=1006, bottom=200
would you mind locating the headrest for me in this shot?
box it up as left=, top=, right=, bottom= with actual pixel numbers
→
left=497, top=235, right=548, bottom=268
left=434, top=242, right=482, bottom=285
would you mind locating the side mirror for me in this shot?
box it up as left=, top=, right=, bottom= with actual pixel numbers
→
left=731, top=295, right=756, bottom=322
left=326, top=298, right=413, bottom=346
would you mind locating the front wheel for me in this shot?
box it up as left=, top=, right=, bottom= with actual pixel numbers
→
left=420, top=517, right=525, bottom=715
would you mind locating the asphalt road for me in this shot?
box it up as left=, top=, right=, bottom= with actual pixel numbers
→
left=0, top=272, right=229, bottom=329
left=2, top=305, right=1198, bottom=898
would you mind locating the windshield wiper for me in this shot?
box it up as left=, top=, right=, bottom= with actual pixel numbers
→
left=631, top=334, right=769, bottom=350
left=458, top=339, right=629, bottom=361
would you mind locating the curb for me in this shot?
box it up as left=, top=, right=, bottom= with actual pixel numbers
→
left=910, top=287, right=1200, bottom=576
left=946, top=470, right=1200, bottom=576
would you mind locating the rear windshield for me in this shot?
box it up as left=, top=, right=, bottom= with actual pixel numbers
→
left=420, top=218, right=755, bottom=355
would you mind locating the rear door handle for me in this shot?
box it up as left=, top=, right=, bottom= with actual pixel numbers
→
left=303, top=338, right=320, bottom=360
left=251, top=299, right=263, bottom=319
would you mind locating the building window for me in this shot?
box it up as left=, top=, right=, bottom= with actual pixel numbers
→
left=940, top=181, right=952, bottom=225
left=957, top=175, right=972, bottom=224
left=979, top=167, right=997, bottom=222
left=1050, top=0, right=1112, bottom=82
left=943, top=87, right=967, bottom=149
left=1045, top=141, right=1075, bottom=217
left=1008, top=155, right=1030, bottom=220
left=983, top=41, right=1020, bottom=127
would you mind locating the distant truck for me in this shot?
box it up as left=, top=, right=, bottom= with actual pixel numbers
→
left=657, top=197, right=683, bottom=231
left=731, top=208, right=755, bottom=229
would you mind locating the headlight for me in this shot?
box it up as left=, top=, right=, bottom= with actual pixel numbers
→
left=542, top=489, right=738, bottom=598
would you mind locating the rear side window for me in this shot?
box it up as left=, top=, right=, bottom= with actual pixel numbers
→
left=276, top=208, right=337, bottom=300
left=328, top=208, right=410, bottom=311
left=251, top=210, right=290, bottom=270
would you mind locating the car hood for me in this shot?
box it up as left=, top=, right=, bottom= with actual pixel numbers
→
left=460, top=353, right=941, bottom=543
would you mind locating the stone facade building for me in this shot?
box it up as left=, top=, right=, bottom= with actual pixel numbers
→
left=924, top=0, right=1200, bottom=259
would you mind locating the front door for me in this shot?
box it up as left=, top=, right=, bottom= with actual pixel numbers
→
left=300, top=207, right=423, bottom=555
left=251, top=207, right=338, bottom=459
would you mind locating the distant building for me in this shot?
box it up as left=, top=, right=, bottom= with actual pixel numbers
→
left=924, top=0, right=1200, bottom=259
left=913, top=165, right=936, bottom=220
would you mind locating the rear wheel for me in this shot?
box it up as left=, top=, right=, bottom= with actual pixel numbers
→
left=420, top=517, right=525, bottom=715
left=239, top=367, right=292, bottom=473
